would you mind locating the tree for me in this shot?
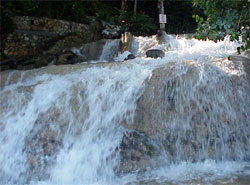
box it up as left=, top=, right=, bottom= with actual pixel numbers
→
left=192, top=0, right=250, bottom=51
left=134, top=0, right=137, bottom=15
left=121, top=0, right=127, bottom=11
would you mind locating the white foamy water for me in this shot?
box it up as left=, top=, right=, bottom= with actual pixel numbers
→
left=0, top=34, right=249, bottom=185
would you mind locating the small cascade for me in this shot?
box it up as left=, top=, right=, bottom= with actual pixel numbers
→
left=0, top=34, right=249, bottom=185
left=98, top=39, right=121, bottom=62
left=0, top=64, right=150, bottom=184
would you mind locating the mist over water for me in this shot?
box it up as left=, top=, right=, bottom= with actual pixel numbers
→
left=0, top=35, right=249, bottom=185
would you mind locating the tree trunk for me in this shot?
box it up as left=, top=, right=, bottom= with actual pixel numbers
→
left=121, top=0, right=127, bottom=11
left=134, top=0, right=137, bottom=15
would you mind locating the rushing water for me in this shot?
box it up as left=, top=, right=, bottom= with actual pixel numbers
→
left=0, top=34, right=249, bottom=185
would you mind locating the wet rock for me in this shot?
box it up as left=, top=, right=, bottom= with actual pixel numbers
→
left=156, top=30, right=167, bottom=45
left=126, top=61, right=250, bottom=162
left=43, top=35, right=86, bottom=56
left=146, top=49, right=165, bottom=59
left=78, top=39, right=107, bottom=61
left=121, top=32, right=133, bottom=52
left=242, top=49, right=250, bottom=59
left=24, top=107, right=68, bottom=181
left=118, top=131, right=161, bottom=174
left=0, top=55, right=55, bottom=71
left=56, top=51, right=85, bottom=65
left=229, top=55, right=250, bottom=86
left=125, top=54, right=136, bottom=60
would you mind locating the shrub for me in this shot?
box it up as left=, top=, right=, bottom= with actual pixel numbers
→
left=0, top=9, right=15, bottom=37
left=110, top=9, right=157, bottom=36
left=192, top=0, right=250, bottom=51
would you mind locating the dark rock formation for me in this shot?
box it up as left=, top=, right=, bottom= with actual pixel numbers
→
left=146, top=49, right=165, bottom=59
left=56, top=51, right=85, bottom=65
left=1, top=16, right=102, bottom=71
left=125, top=54, right=136, bottom=61
left=0, top=55, right=55, bottom=71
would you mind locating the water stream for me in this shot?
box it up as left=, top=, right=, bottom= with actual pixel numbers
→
left=0, top=35, right=249, bottom=185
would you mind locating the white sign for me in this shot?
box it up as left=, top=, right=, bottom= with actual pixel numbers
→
left=159, top=14, right=167, bottom=24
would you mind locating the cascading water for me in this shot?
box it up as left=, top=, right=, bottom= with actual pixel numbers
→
left=98, top=39, right=121, bottom=62
left=0, top=34, right=250, bottom=185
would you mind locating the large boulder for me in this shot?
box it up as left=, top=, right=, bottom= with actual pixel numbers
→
left=0, top=55, right=55, bottom=71
left=42, top=34, right=86, bottom=56
left=125, top=60, right=250, bottom=163
left=56, top=51, right=85, bottom=65
left=146, top=49, right=165, bottom=58
left=229, top=55, right=250, bottom=86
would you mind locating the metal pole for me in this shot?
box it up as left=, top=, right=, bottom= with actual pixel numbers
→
left=158, top=0, right=165, bottom=31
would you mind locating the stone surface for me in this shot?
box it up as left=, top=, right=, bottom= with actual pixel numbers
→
left=242, top=49, right=250, bottom=59
left=1, top=57, right=249, bottom=178
left=24, top=107, right=68, bottom=181
left=156, top=30, right=167, bottom=45
left=3, top=16, right=102, bottom=58
left=56, top=51, right=85, bottom=65
left=79, top=40, right=107, bottom=61
left=126, top=60, right=250, bottom=162
left=1, top=36, right=113, bottom=70
left=146, top=49, right=165, bottom=58
left=0, top=55, right=55, bottom=71
left=121, top=32, right=133, bottom=52
left=118, top=131, right=163, bottom=174
left=125, top=54, right=136, bottom=60
left=229, top=55, right=250, bottom=86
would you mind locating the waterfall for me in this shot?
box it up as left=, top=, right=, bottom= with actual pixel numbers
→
left=0, top=35, right=249, bottom=185
left=98, top=39, right=121, bottom=62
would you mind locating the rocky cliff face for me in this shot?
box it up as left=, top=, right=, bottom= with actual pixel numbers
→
left=1, top=16, right=102, bottom=71
left=4, top=16, right=102, bottom=57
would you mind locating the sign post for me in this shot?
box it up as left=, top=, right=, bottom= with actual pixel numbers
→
left=159, top=14, right=167, bottom=30
left=158, top=0, right=166, bottom=31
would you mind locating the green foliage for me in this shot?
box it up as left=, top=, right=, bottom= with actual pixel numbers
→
left=1, top=1, right=116, bottom=24
left=164, top=1, right=198, bottom=34
left=0, top=9, right=15, bottom=37
left=3, top=0, right=39, bottom=16
left=1, top=0, right=157, bottom=36
left=110, top=9, right=157, bottom=36
left=92, top=1, right=117, bottom=21
left=192, top=0, right=250, bottom=51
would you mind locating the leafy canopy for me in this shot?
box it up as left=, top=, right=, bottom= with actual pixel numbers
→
left=110, top=8, right=157, bottom=36
left=192, top=0, right=250, bottom=51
